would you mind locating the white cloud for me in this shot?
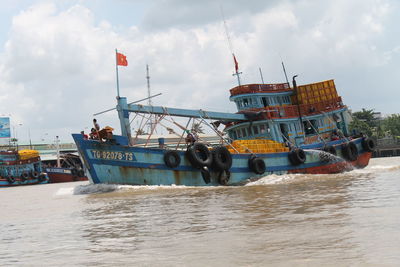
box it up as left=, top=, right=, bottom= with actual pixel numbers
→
left=0, top=0, right=398, bottom=143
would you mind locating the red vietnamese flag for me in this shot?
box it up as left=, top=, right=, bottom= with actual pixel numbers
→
left=233, top=54, right=239, bottom=72
left=116, top=52, right=128, bottom=66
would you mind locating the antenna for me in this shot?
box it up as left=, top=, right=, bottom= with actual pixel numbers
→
left=279, top=53, right=290, bottom=85
left=282, top=61, right=289, bottom=85
left=220, top=5, right=242, bottom=86
left=259, top=67, right=265, bottom=84
left=146, top=64, right=154, bottom=133
left=146, top=64, right=152, bottom=107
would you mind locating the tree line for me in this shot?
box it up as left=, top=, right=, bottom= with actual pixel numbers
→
left=349, top=108, right=400, bottom=138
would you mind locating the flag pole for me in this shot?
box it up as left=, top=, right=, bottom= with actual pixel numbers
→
left=115, top=48, right=120, bottom=98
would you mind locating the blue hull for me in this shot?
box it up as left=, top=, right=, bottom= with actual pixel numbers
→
left=72, top=134, right=371, bottom=186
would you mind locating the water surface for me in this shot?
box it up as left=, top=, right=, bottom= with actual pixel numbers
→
left=1, top=157, right=400, bottom=266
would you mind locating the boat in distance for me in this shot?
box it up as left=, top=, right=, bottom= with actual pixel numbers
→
left=41, top=152, right=87, bottom=183
left=73, top=77, right=375, bottom=186
left=0, top=149, right=49, bottom=187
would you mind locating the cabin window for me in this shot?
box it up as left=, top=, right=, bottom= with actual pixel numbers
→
left=230, top=130, right=237, bottom=140
left=253, top=125, right=259, bottom=135
left=259, top=124, right=270, bottom=134
left=243, top=98, right=249, bottom=107
left=241, top=128, right=247, bottom=137
left=304, top=120, right=318, bottom=135
left=261, top=97, right=268, bottom=107
left=282, top=96, right=291, bottom=104
left=237, top=129, right=242, bottom=138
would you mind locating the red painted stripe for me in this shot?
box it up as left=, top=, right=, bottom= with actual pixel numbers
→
left=288, top=152, right=372, bottom=174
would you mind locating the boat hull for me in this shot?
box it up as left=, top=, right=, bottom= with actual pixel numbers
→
left=72, top=134, right=372, bottom=186
left=0, top=177, right=49, bottom=187
left=45, top=167, right=88, bottom=183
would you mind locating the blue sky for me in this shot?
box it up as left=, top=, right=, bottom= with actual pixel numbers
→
left=0, top=0, right=399, bottom=143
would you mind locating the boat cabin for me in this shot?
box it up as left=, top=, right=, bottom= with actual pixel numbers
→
left=226, top=80, right=351, bottom=146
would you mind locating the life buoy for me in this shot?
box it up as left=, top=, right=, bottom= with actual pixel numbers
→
left=32, top=171, right=40, bottom=179
left=20, top=172, right=29, bottom=182
left=186, top=143, right=212, bottom=169
left=163, top=150, right=181, bottom=168
left=7, top=176, right=15, bottom=184
left=248, top=156, right=266, bottom=175
left=218, top=170, right=231, bottom=185
left=289, top=148, right=306, bottom=165
left=323, top=145, right=337, bottom=155
left=362, top=137, right=375, bottom=152
left=211, top=146, right=232, bottom=171
left=200, top=167, right=211, bottom=184
left=342, top=142, right=358, bottom=161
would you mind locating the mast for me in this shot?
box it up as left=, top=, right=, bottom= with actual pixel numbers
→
left=221, top=6, right=242, bottom=86
left=259, top=67, right=265, bottom=84
left=282, top=61, right=289, bottom=85
left=55, top=136, right=60, bottom=168
left=115, top=49, right=120, bottom=98
left=232, top=53, right=242, bottom=86
left=146, top=64, right=153, bottom=133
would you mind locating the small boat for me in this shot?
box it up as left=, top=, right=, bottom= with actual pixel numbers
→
left=41, top=152, right=87, bottom=183
left=0, top=149, right=49, bottom=187
left=72, top=77, right=375, bottom=186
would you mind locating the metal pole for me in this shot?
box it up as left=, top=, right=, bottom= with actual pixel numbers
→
left=56, top=136, right=61, bottom=168
left=115, top=49, right=120, bottom=98
left=29, top=128, right=32, bottom=149
left=282, top=61, right=289, bottom=85
left=146, top=64, right=153, bottom=133
left=259, top=67, right=265, bottom=84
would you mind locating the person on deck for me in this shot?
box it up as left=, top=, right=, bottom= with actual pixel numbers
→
left=93, top=119, right=100, bottom=131
left=81, top=131, right=88, bottom=140
left=185, top=130, right=197, bottom=146
left=89, top=128, right=98, bottom=140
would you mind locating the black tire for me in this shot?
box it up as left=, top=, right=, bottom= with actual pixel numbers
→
left=248, top=156, right=266, bottom=175
left=342, top=142, right=358, bottom=161
left=186, top=143, right=212, bottom=169
left=7, top=176, right=15, bottom=184
left=323, top=145, right=337, bottom=155
left=201, top=167, right=211, bottom=184
left=211, top=146, right=232, bottom=171
left=289, top=149, right=306, bottom=165
left=163, top=150, right=181, bottom=168
left=78, top=169, right=85, bottom=177
left=362, top=138, right=375, bottom=152
left=218, top=170, right=231, bottom=185
left=20, top=172, right=29, bottom=182
left=32, top=171, right=40, bottom=179
left=71, top=168, right=78, bottom=176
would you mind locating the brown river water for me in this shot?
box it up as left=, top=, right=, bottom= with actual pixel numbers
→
left=1, top=157, right=400, bottom=266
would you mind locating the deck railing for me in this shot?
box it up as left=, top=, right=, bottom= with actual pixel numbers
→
left=241, top=97, right=344, bottom=120
left=230, top=83, right=291, bottom=96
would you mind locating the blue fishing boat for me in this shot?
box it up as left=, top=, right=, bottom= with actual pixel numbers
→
left=0, top=149, right=49, bottom=187
left=72, top=76, right=375, bottom=186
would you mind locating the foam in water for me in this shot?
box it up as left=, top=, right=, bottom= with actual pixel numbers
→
left=245, top=173, right=304, bottom=186
left=72, top=183, right=191, bottom=195
left=54, top=187, right=75, bottom=196
left=73, top=184, right=122, bottom=195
